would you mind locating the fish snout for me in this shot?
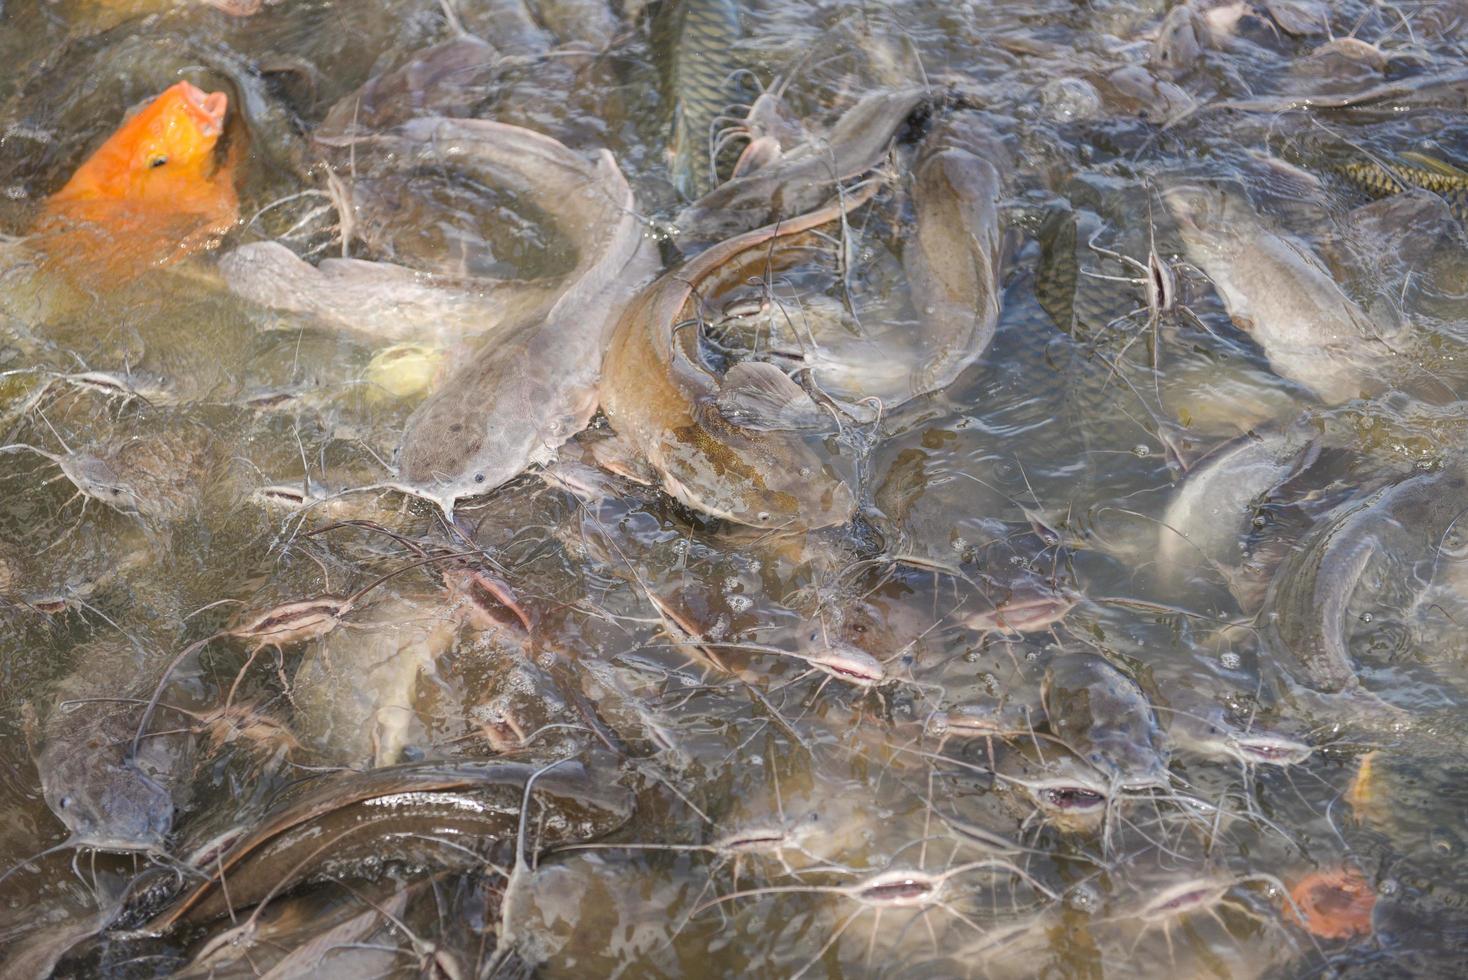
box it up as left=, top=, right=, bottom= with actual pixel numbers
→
left=178, top=81, right=229, bottom=137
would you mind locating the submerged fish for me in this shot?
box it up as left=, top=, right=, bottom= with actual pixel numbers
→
left=33, top=80, right=238, bottom=283
left=1266, top=464, right=1468, bottom=696
left=28, top=638, right=199, bottom=856
left=601, top=191, right=869, bottom=529
left=1042, top=652, right=1171, bottom=791
left=1164, top=180, right=1393, bottom=405
left=661, top=0, right=742, bottom=199
left=317, top=36, right=500, bottom=137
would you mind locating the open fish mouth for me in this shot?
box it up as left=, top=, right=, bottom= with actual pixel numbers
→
left=177, top=81, right=228, bottom=137
left=1036, top=783, right=1109, bottom=813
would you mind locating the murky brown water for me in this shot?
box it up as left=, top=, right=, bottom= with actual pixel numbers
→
left=2, top=0, right=1468, bottom=976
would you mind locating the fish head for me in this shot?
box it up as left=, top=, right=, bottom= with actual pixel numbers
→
left=57, top=451, right=143, bottom=515
left=659, top=424, right=856, bottom=530
left=1161, top=180, right=1253, bottom=257
left=50, top=81, right=229, bottom=206
left=398, top=387, right=555, bottom=516
left=41, top=756, right=172, bottom=851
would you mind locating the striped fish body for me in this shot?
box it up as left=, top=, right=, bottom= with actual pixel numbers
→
left=662, top=0, right=741, bottom=199
left=1338, top=157, right=1468, bottom=220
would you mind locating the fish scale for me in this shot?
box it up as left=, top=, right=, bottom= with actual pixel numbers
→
left=1336, top=158, right=1468, bottom=221
left=666, top=0, right=742, bottom=199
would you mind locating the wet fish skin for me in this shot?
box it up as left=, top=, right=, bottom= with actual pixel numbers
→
left=149, top=758, right=632, bottom=930
left=1266, top=465, right=1468, bottom=694
left=675, top=88, right=927, bottom=245
left=601, top=192, right=870, bottom=529
left=224, top=117, right=632, bottom=346
left=904, top=134, right=1006, bottom=397
left=1163, top=180, right=1390, bottom=405
left=1157, top=418, right=1320, bottom=601
left=1042, top=652, right=1170, bottom=791
left=665, top=0, right=742, bottom=200
left=221, top=241, right=551, bottom=343
left=394, top=120, right=656, bottom=515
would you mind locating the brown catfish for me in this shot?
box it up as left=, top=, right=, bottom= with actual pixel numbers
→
left=599, top=191, right=876, bottom=529
left=145, top=758, right=631, bottom=931
left=673, top=88, right=926, bottom=245
left=221, top=118, right=632, bottom=345
left=392, top=121, right=656, bottom=514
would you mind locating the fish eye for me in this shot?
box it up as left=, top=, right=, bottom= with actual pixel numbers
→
left=148, top=154, right=168, bottom=169
left=59, top=796, right=73, bottom=809
left=474, top=473, right=485, bottom=483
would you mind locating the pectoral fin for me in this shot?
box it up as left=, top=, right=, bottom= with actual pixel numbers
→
left=715, top=361, right=830, bottom=431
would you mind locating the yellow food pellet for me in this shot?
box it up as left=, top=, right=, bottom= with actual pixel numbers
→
left=364, top=343, right=447, bottom=401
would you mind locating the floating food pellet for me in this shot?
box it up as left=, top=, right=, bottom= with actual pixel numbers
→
left=364, top=342, right=447, bottom=400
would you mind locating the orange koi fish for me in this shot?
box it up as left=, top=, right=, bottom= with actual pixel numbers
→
left=34, top=80, right=240, bottom=283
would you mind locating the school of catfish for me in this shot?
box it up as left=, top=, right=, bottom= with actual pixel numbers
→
left=1, top=0, right=1467, bottom=976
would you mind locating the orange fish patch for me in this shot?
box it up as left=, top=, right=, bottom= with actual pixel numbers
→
left=1286, top=868, right=1377, bottom=940
left=32, top=80, right=240, bottom=283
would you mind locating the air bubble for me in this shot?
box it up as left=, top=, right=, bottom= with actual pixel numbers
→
left=1067, top=884, right=1100, bottom=913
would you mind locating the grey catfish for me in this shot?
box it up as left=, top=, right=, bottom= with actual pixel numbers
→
left=29, top=638, right=196, bottom=855
left=1042, top=652, right=1170, bottom=791
left=1156, top=417, right=1320, bottom=602
left=317, top=37, right=501, bottom=137
left=721, top=115, right=1007, bottom=411
left=222, top=118, right=630, bottom=345
left=600, top=192, right=872, bottom=529
left=1266, top=464, right=1468, bottom=695
left=392, top=120, right=656, bottom=514
left=1164, top=180, right=1394, bottom=404
left=674, top=88, right=926, bottom=245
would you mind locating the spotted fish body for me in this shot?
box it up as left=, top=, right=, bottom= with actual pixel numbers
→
left=666, top=0, right=741, bottom=199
